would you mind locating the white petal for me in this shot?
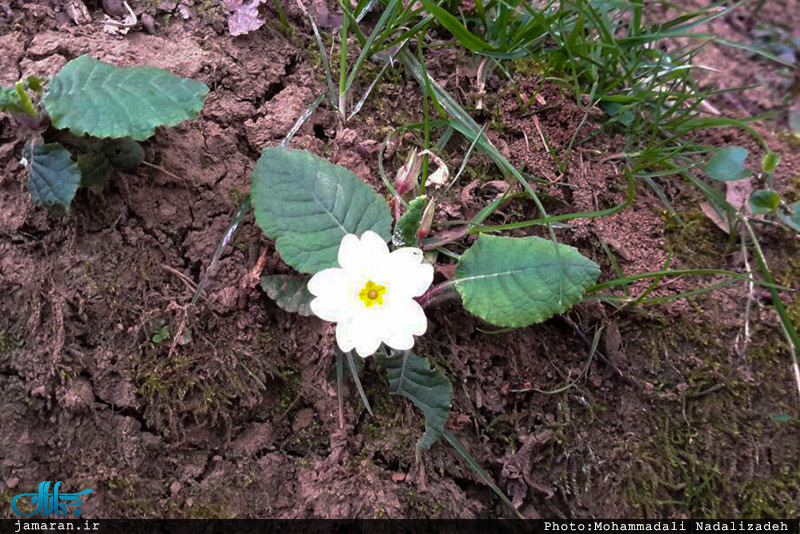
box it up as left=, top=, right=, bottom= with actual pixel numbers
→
left=307, top=268, right=348, bottom=297
left=400, top=299, right=428, bottom=335
left=378, top=298, right=426, bottom=350
left=390, top=247, right=424, bottom=265
left=382, top=328, right=415, bottom=351
left=310, top=297, right=348, bottom=323
left=359, top=230, right=390, bottom=262
left=337, top=234, right=363, bottom=271
left=336, top=321, right=357, bottom=353
left=353, top=327, right=382, bottom=357
left=385, top=257, right=434, bottom=298
left=345, top=308, right=386, bottom=357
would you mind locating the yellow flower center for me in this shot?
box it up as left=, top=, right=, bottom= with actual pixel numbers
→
left=358, top=280, right=387, bottom=309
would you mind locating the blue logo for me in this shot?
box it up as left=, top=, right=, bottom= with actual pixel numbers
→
left=10, top=481, right=93, bottom=517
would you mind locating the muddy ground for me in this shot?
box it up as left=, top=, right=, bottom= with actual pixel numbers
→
left=1, top=0, right=799, bottom=519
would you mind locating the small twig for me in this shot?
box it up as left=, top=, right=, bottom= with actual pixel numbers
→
left=532, top=115, right=549, bottom=154
left=241, top=245, right=270, bottom=290
left=275, top=391, right=304, bottom=423
left=141, top=161, right=188, bottom=188
left=511, top=325, right=602, bottom=394
left=560, top=316, right=639, bottom=389
left=162, top=264, right=197, bottom=293
left=686, top=383, right=725, bottom=400
left=167, top=306, right=189, bottom=359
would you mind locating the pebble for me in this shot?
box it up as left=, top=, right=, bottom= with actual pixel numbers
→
left=102, top=0, right=125, bottom=17
left=141, top=13, right=156, bottom=34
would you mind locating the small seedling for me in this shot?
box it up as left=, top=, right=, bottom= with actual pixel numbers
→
left=152, top=325, right=171, bottom=345
left=705, top=146, right=800, bottom=232
left=2, top=55, right=208, bottom=214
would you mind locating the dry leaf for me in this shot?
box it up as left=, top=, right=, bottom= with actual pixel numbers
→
left=226, top=0, right=265, bottom=36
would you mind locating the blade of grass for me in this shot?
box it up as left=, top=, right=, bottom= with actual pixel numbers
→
left=346, top=350, right=373, bottom=415
left=295, top=0, right=335, bottom=105
left=443, top=429, right=524, bottom=518
left=741, top=216, right=800, bottom=407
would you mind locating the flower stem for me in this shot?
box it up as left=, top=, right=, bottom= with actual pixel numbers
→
left=416, top=280, right=458, bottom=309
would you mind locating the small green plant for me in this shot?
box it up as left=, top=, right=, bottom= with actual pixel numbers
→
left=151, top=325, right=171, bottom=345
left=2, top=55, right=208, bottom=213
left=252, top=147, right=599, bottom=462
left=705, top=146, right=800, bottom=232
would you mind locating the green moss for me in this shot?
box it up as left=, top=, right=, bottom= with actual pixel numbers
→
left=115, top=496, right=162, bottom=518
left=228, top=186, right=246, bottom=206
left=107, top=474, right=138, bottom=491
left=176, top=501, right=236, bottom=519
left=136, top=337, right=270, bottom=435
left=664, top=210, right=727, bottom=269
left=0, top=330, right=17, bottom=354
left=0, top=489, right=37, bottom=517
left=740, top=473, right=800, bottom=518
left=509, top=57, right=550, bottom=78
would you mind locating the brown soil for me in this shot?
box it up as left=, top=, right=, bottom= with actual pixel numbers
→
left=1, top=0, right=799, bottom=520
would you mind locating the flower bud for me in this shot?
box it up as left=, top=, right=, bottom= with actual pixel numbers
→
left=417, top=200, right=435, bottom=244
left=395, top=148, right=422, bottom=196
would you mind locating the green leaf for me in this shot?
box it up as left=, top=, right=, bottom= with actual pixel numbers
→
left=259, top=275, right=314, bottom=316
left=749, top=190, right=780, bottom=215
left=769, top=413, right=799, bottom=423
left=1, top=84, right=33, bottom=116
left=778, top=202, right=800, bottom=232
left=418, top=0, right=496, bottom=52
left=761, top=152, right=781, bottom=173
left=393, top=195, right=427, bottom=247
left=454, top=235, right=601, bottom=328
left=27, top=143, right=82, bottom=213
left=251, top=148, right=392, bottom=274
left=0, top=85, right=14, bottom=110
left=99, top=137, right=145, bottom=169
left=14, top=81, right=37, bottom=118
left=43, top=55, right=208, bottom=141
left=26, top=75, right=45, bottom=93
left=376, top=350, right=452, bottom=460
left=705, top=146, right=751, bottom=181
left=789, top=109, right=800, bottom=136
left=77, top=151, right=111, bottom=189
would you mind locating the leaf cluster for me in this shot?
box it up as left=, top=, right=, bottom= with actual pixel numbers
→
left=4, top=55, right=208, bottom=212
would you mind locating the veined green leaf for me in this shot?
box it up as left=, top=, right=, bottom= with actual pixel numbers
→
left=27, top=143, right=82, bottom=213
left=43, top=55, right=208, bottom=141
left=260, top=275, right=314, bottom=316
left=376, top=350, right=452, bottom=460
left=251, top=148, right=392, bottom=274
left=454, top=235, right=600, bottom=327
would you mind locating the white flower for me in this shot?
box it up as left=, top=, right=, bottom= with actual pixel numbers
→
left=307, top=230, right=434, bottom=357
